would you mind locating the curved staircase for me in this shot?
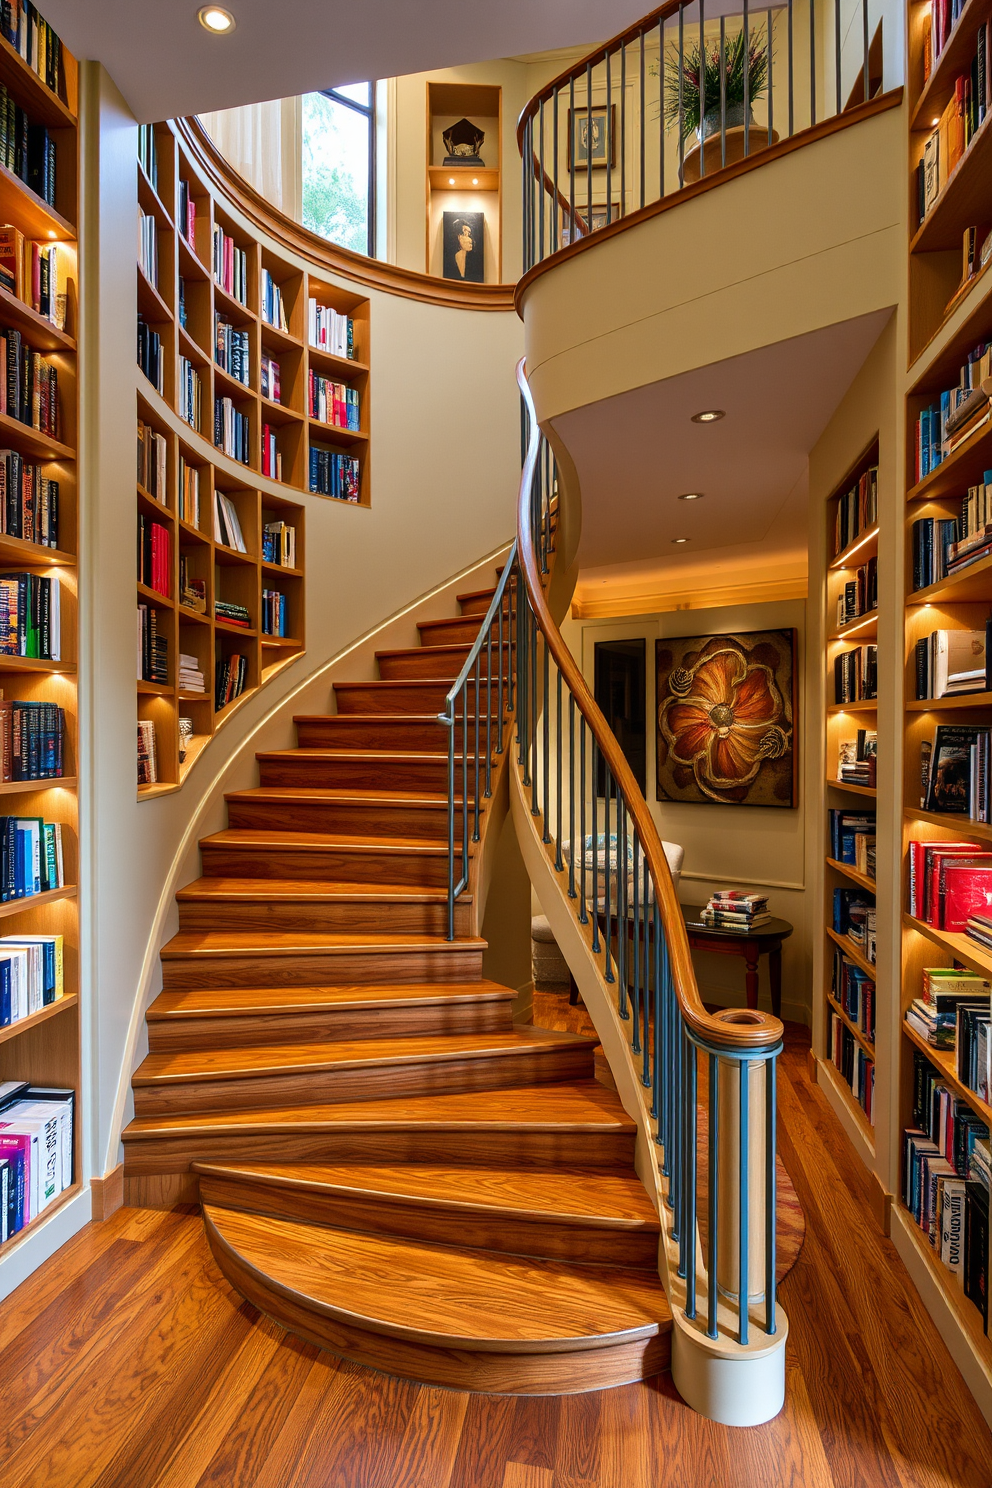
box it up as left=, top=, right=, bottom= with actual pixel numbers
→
left=122, top=569, right=673, bottom=1394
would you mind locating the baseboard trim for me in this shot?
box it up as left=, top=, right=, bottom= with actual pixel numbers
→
left=90, top=1163, right=125, bottom=1221
left=123, top=1173, right=199, bottom=1210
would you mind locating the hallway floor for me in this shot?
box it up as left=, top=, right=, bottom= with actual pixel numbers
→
left=0, top=1012, right=988, bottom=1487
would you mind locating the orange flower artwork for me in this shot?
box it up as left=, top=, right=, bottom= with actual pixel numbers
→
left=656, top=631, right=797, bottom=806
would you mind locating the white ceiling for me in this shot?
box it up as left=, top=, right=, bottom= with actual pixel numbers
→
left=43, top=0, right=646, bottom=122
left=555, top=311, right=892, bottom=599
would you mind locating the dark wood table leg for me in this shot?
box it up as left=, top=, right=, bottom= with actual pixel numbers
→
left=744, top=944, right=760, bottom=1011
left=769, top=943, right=783, bottom=1020
left=568, top=972, right=580, bottom=1007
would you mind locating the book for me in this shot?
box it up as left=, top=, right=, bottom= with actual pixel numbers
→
left=137, top=719, right=157, bottom=786
left=213, top=491, right=246, bottom=552
left=307, top=300, right=354, bottom=358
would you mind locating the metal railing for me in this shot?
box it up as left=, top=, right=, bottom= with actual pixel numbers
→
left=518, top=0, right=884, bottom=272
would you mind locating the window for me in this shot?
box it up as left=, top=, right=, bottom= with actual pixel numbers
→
left=302, top=83, right=375, bottom=257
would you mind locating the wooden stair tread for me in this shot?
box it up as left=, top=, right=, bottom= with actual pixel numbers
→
left=124, top=1081, right=637, bottom=1138
left=293, top=713, right=450, bottom=724
left=203, top=1205, right=671, bottom=1347
left=133, top=1027, right=597, bottom=1084
left=200, top=829, right=455, bottom=855
left=338, top=678, right=459, bottom=688
left=376, top=644, right=472, bottom=659
left=456, top=588, right=497, bottom=604
left=256, top=750, right=453, bottom=764
left=225, top=787, right=449, bottom=806
left=147, top=981, right=514, bottom=1019
left=160, top=930, right=486, bottom=957
left=193, top=1161, right=661, bottom=1230
left=176, top=878, right=465, bottom=902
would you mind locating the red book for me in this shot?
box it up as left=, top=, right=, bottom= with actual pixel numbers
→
left=941, top=861, right=992, bottom=930
left=920, top=842, right=982, bottom=922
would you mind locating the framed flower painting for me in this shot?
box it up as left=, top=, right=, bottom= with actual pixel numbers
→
left=656, top=630, right=798, bottom=807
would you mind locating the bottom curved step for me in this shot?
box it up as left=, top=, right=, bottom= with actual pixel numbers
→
left=203, top=1202, right=672, bottom=1394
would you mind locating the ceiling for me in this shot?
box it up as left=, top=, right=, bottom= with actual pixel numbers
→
left=43, top=0, right=647, bottom=122
left=556, top=311, right=892, bottom=605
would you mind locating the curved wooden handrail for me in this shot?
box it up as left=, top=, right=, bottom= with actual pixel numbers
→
left=176, top=116, right=517, bottom=311
left=515, top=360, right=782, bottom=1052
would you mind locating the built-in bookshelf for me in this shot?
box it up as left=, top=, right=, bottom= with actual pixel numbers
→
left=136, top=120, right=326, bottom=797
left=903, top=0, right=992, bottom=1384
left=824, top=442, right=880, bottom=1144
left=0, top=15, right=81, bottom=1257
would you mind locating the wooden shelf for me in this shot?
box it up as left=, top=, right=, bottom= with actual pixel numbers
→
left=895, top=1204, right=992, bottom=1368
left=826, top=856, right=877, bottom=893
left=137, top=264, right=173, bottom=325
left=906, top=417, right=992, bottom=503
left=902, top=1016, right=992, bottom=1126
left=904, top=805, right=992, bottom=838
left=0, top=409, right=74, bottom=464
left=828, top=609, right=878, bottom=641
left=428, top=166, right=500, bottom=192
left=908, top=553, right=992, bottom=604
left=826, top=778, right=878, bottom=797
left=0, top=992, right=78, bottom=1048
left=826, top=925, right=877, bottom=979
left=911, top=0, right=992, bottom=129
left=829, top=523, right=879, bottom=569
left=0, top=281, right=75, bottom=353
left=307, top=418, right=368, bottom=447
left=904, top=910, right=992, bottom=980
left=137, top=581, right=173, bottom=606
left=0, top=155, right=74, bottom=240
left=260, top=320, right=302, bottom=353
left=0, top=1180, right=84, bottom=1262
left=0, top=32, right=74, bottom=129
left=0, top=655, right=73, bottom=674
left=825, top=990, right=875, bottom=1057
left=818, top=1054, right=875, bottom=1139
left=827, top=700, right=878, bottom=713
left=912, top=108, right=992, bottom=254
left=261, top=634, right=303, bottom=648
left=906, top=691, right=992, bottom=710
left=307, top=345, right=369, bottom=378
left=0, top=776, right=76, bottom=793
left=0, top=884, right=76, bottom=920
left=0, top=534, right=74, bottom=568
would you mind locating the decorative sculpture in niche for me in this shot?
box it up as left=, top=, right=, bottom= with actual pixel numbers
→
left=442, top=118, right=486, bottom=166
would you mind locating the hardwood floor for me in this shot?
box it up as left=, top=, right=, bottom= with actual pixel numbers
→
left=1, top=1019, right=988, bottom=1487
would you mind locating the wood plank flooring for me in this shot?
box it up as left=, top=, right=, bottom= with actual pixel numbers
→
left=0, top=1014, right=988, bottom=1486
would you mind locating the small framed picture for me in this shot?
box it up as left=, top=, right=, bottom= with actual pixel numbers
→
left=561, top=202, right=621, bottom=247
left=568, top=105, right=617, bottom=170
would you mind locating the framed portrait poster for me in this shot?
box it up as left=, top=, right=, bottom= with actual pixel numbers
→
left=656, top=629, right=798, bottom=807
left=442, top=211, right=485, bottom=283
left=567, top=104, right=617, bottom=170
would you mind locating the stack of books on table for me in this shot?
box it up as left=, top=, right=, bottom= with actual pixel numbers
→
left=905, top=967, right=990, bottom=1051
left=700, top=891, right=771, bottom=931
left=178, top=653, right=205, bottom=695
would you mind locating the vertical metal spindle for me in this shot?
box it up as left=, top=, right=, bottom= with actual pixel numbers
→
left=555, top=668, right=563, bottom=869
left=788, top=0, right=794, bottom=135
left=552, top=85, right=560, bottom=251
left=446, top=707, right=455, bottom=941
left=461, top=686, right=469, bottom=892
left=517, top=592, right=528, bottom=773
left=641, top=846, right=651, bottom=1087
left=651, top=903, right=662, bottom=1119
left=767, top=8, right=774, bottom=144
left=739, top=1056, right=750, bottom=1346
left=834, top=0, right=841, bottom=115
left=743, top=0, right=750, bottom=157
left=620, top=41, right=627, bottom=218
left=603, top=767, right=614, bottom=985
left=538, top=96, right=546, bottom=263
left=530, top=610, right=539, bottom=815
left=639, top=29, right=646, bottom=209
left=542, top=621, right=551, bottom=844
left=618, top=796, right=628, bottom=1012
left=579, top=719, right=588, bottom=923
left=659, top=17, right=666, bottom=198
left=591, top=742, right=600, bottom=953
left=707, top=1052, right=719, bottom=1338
left=809, top=0, right=816, bottom=126
left=631, top=829, right=641, bottom=1054
left=674, top=1024, right=685, bottom=1261
left=605, top=47, right=612, bottom=227
left=677, top=5, right=685, bottom=186
left=472, top=656, right=481, bottom=842
left=523, top=116, right=532, bottom=272
left=720, top=16, right=727, bottom=168
left=568, top=696, right=576, bottom=897
left=484, top=627, right=493, bottom=797
left=586, top=61, right=593, bottom=238
left=699, top=0, right=706, bottom=180
left=686, top=1036, right=698, bottom=1318
left=496, top=583, right=505, bottom=756
left=862, top=0, right=870, bottom=102
left=766, top=1054, right=777, bottom=1335
left=568, top=74, right=576, bottom=240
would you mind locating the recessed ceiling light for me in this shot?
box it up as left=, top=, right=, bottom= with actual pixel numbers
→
left=198, top=6, right=235, bottom=33
left=672, top=537, right=689, bottom=544
left=691, top=409, right=725, bottom=423
left=448, top=177, right=455, bottom=185
left=678, top=491, right=704, bottom=501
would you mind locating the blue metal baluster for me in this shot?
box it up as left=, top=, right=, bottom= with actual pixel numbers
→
left=591, top=741, right=600, bottom=953
left=538, top=95, right=546, bottom=264
left=473, top=656, right=481, bottom=842
left=568, top=696, right=576, bottom=898
left=542, top=625, right=551, bottom=843
left=508, top=563, right=516, bottom=713
left=743, top=0, right=750, bottom=157
left=686, top=1032, right=698, bottom=1318
left=484, top=623, right=493, bottom=798
left=530, top=607, right=539, bottom=815
left=603, top=766, right=615, bottom=986
left=496, top=580, right=505, bottom=756
left=517, top=594, right=528, bottom=773
left=445, top=703, right=455, bottom=941
left=618, top=797, right=629, bottom=1014
left=708, top=1051, right=719, bottom=1338
left=461, top=685, right=469, bottom=899
left=652, top=901, right=662, bottom=1120
left=631, top=830, right=641, bottom=1055
left=677, top=3, right=685, bottom=187
left=766, top=1052, right=777, bottom=1335
left=641, top=846, right=651, bottom=1088
left=555, top=668, right=563, bottom=869
left=674, top=1023, right=685, bottom=1262
left=739, top=1055, right=750, bottom=1345
left=788, top=0, right=794, bottom=137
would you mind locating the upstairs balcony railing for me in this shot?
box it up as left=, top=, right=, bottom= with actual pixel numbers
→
left=518, top=0, right=887, bottom=272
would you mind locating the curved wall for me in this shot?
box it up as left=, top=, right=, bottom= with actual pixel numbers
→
left=78, top=64, right=523, bottom=1189
left=519, top=101, right=906, bottom=427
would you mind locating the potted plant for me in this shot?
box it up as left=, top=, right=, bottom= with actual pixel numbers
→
left=663, top=28, right=770, bottom=142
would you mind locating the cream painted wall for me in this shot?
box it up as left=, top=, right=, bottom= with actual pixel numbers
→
left=76, top=65, right=526, bottom=1201
left=561, top=598, right=811, bottom=1024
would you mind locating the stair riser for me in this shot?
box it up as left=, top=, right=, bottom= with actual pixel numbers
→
left=123, top=1125, right=637, bottom=1175
left=256, top=758, right=476, bottom=795
left=147, top=999, right=511, bottom=1053
left=294, top=719, right=454, bottom=752
left=334, top=683, right=454, bottom=715
left=418, top=619, right=491, bottom=646
left=199, top=845, right=457, bottom=887
left=198, top=1174, right=660, bottom=1268
left=457, top=592, right=497, bottom=616
left=161, top=945, right=484, bottom=991
left=176, top=897, right=473, bottom=936
left=224, top=798, right=458, bottom=839
left=133, top=1044, right=595, bottom=1116
left=376, top=650, right=512, bottom=682
left=204, top=1219, right=670, bottom=1394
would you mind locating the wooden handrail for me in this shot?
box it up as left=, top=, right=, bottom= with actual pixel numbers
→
left=515, top=360, right=783, bottom=1052
left=175, top=116, right=517, bottom=312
